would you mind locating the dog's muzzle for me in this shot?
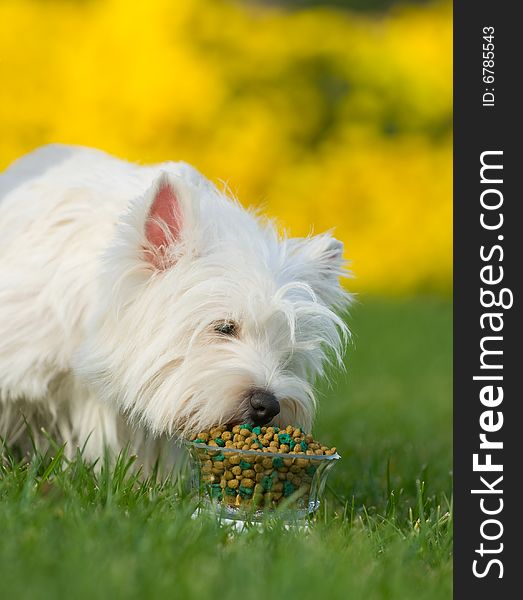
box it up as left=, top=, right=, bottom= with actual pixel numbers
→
left=247, top=388, right=280, bottom=426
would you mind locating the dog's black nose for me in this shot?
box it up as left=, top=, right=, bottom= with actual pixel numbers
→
left=248, top=389, right=280, bottom=425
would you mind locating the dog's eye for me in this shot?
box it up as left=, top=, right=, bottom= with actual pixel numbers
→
left=213, top=320, right=238, bottom=337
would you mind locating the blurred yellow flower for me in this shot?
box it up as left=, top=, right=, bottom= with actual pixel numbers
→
left=0, top=0, right=451, bottom=295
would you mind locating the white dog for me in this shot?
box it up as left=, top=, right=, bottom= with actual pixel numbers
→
left=0, top=145, right=350, bottom=467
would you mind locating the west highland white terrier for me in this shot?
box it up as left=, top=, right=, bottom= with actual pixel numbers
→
left=0, top=144, right=350, bottom=468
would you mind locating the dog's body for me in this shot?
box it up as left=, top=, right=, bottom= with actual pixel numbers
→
left=0, top=145, right=350, bottom=467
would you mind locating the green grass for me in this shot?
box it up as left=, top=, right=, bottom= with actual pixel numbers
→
left=0, top=297, right=452, bottom=600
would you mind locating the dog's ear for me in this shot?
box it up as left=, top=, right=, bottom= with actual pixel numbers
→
left=288, top=233, right=349, bottom=309
left=146, top=173, right=183, bottom=249
left=144, top=173, right=186, bottom=269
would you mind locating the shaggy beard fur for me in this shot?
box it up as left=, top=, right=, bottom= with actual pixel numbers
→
left=0, top=145, right=351, bottom=468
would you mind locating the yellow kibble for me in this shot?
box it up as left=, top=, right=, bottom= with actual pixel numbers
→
left=239, top=428, right=251, bottom=437
left=272, top=481, right=283, bottom=493
left=221, top=431, right=232, bottom=441
left=262, top=458, right=273, bottom=469
left=231, top=465, right=242, bottom=476
left=227, top=479, right=239, bottom=489
left=242, top=469, right=255, bottom=478
left=280, top=444, right=290, bottom=453
left=241, top=478, right=255, bottom=488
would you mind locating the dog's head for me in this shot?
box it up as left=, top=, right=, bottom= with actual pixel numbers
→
left=77, top=166, right=351, bottom=437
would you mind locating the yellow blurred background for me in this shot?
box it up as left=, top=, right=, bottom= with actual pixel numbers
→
left=0, top=0, right=451, bottom=295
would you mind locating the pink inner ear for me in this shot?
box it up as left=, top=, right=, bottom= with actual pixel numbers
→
left=145, top=179, right=182, bottom=250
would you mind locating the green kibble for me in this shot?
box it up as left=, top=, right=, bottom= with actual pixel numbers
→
left=300, top=441, right=308, bottom=452
left=194, top=438, right=206, bottom=444
left=239, top=423, right=253, bottom=431
left=239, top=460, right=252, bottom=470
left=225, top=486, right=237, bottom=496
left=278, top=433, right=293, bottom=445
left=210, top=484, right=223, bottom=499
left=306, top=465, right=317, bottom=476
left=261, top=475, right=274, bottom=491
left=239, top=485, right=253, bottom=497
left=214, top=438, right=225, bottom=447
left=283, top=480, right=295, bottom=497
left=213, top=453, right=225, bottom=461
left=272, top=457, right=284, bottom=468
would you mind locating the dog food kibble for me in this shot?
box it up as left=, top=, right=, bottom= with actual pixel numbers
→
left=190, top=424, right=337, bottom=510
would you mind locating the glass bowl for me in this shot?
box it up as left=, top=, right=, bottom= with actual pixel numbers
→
left=186, top=441, right=340, bottom=522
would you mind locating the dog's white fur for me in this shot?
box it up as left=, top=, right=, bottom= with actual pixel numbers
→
left=0, top=144, right=350, bottom=465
